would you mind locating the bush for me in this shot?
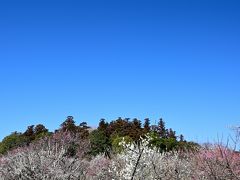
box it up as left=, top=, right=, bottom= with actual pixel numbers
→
left=0, top=132, right=27, bottom=154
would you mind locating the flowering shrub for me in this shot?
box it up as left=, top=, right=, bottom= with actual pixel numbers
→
left=87, top=155, right=111, bottom=179
left=107, top=136, right=195, bottom=180
left=105, top=135, right=240, bottom=180
left=193, top=144, right=240, bottom=179
left=0, top=136, right=89, bottom=179
left=1, top=133, right=240, bottom=179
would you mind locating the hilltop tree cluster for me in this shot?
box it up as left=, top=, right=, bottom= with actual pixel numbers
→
left=0, top=116, right=195, bottom=156
left=0, top=116, right=240, bottom=179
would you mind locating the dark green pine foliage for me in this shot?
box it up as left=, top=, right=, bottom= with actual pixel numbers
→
left=167, top=128, right=177, bottom=139
left=179, top=134, right=184, bottom=142
left=158, top=118, right=167, bottom=138
left=143, top=118, right=150, bottom=134
left=89, top=119, right=111, bottom=158
left=60, top=116, right=78, bottom=133
left=0, top=132, right=26, bottom=154
left=23, top=125, right=35, bottom=145
left=34, top=124, right=50, bottom=139
left=34, top=124, right=48, bottom=135
left=129, top=118, right=143, bottom=141
left=78, top=121, right=90, bottom=139
left=0, top=116, right=199, bottom=155
left=98, top=118, right=109, bottom=132
left=107, top=117, right=130, bottom=137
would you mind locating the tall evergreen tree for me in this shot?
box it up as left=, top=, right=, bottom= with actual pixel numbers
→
left=98, top=118, right=108, bottom=132
left=143, top=118, right=150, bottom=134
left=179, top=134, right=184, bottom=142
left=23, top=125, right=35, bottom=145
left=129, top=118, right=143, bottom=141
left=132, top=118, right=142, bottom=129
left=158, top=118, right=166, bottom=138
left=78, top=121, right=90, bottom=139
left=60, top=116, right=77, bottom=133
left=23, top=125, right=34, bottom=137
left=167, top=128, right=176, bottom=139
left=107, top=117, right=130, bottom=137
left=79, top=122, right=89, bottom=129
left=34, top=124, right=48, bottom=135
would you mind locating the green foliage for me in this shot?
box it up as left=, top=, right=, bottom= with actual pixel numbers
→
left=34, top=124, right=48, bottom=135
left=0, top=124, right=51, bottom=154
left=167, top=128, right=176, bottom=139
left=64, top=142, right=78, bottom=157
left=98, top=118, right=108, bottom=131
left=23, top=124, right=50, bottom=144
left=107, top=117, right=144, bottom=142
left=0, top=116, right=198, bottom=156
left=60, top=116, right=78, bottom=133
left=177, top=141, right=200, bottom=151
left=164, top=138, right=178, bottom=151
left=0, top=132, right=27, bottom=154
left=143, top=118, right=150, bottom=134
left=78, top=122, right=90, bottom=139
left=34, top=131, right=52, bottom=141
left=60, top=117, right=90, bottom=138
left=89, top=130, right=111, bottom=157
left=111, top=135, right=133, bottom=153
left=107, top=117, right=131, bottom=137
left=147, top=131, right=187, bottom=152
left=148, top=132, right=167, bottom=152
left=23, top=125, right=35, bottom=145
left=158, top=118, right=167, bottom=138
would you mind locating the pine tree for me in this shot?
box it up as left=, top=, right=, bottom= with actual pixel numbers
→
left=158, top=118, right=166, bottom=138
left=79, top=121, right=90, bottom=139
left=167, top=128, right=176, bottom=139
left=34, top=124, right=48, bottom=135
left=128, top=118, right=143, bottom=141
left=98, top=118, right=108, bottom=131
left=79, top=122, right=89, bottom=129
left=60, top=116, right=77, bottom=133
left=143, top=118, right=150, bottom=134
left=23, top=125, right=34, bottom=137
left=179, top=134, right=184, bottom=142
left=132, top=118, right=142, bottom=129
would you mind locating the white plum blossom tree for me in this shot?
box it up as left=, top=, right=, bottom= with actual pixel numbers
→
left=1, top=132, right=240, bottom=179
left=106, top=136, right=195, bottom=180
left=0, top=134, right=90, bottom=180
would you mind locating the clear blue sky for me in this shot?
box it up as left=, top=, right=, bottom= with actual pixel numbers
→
left=0, top=0, right=239, bottom=142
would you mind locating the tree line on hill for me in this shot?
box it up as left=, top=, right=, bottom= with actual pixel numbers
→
left=0, top=116, right=198, bottom=156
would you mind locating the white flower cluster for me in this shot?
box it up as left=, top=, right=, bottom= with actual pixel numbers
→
left=0, top=140, right=89, bottom=180
left=1, top=134, right=240, bottom=179
left=109, top=135, right=194, bottom=180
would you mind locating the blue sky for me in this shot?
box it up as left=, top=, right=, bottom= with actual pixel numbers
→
left=0, top=0, right=240, bottom=142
